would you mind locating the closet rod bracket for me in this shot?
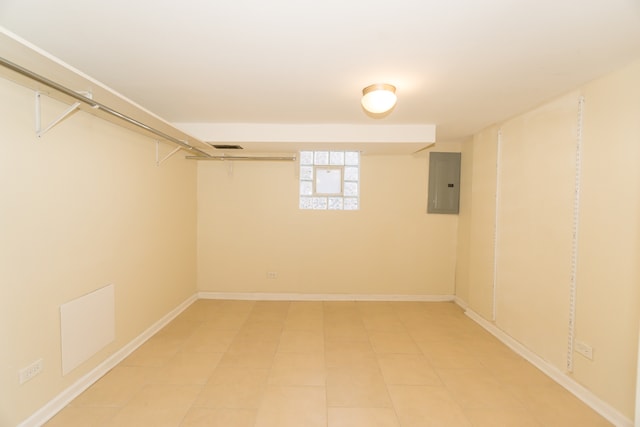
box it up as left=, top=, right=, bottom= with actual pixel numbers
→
left=35, top=90, right=92, bottom=138
left=155, top=141, right=182, bottom=166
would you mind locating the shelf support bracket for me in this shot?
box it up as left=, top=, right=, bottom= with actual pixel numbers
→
left=35, top=91, right=86, bottom=138
left=156, top=140, right=182, bottom=166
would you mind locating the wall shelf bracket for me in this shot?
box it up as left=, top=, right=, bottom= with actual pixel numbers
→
left=155, top=140, right=182, bottom=166
left=35, top=90, right=93, bottom=138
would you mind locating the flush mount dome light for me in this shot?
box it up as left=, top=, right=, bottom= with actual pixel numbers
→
left=361, top=83, right=397, bottom=114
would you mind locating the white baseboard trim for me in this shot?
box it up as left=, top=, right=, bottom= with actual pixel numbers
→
left=461, top=306, right=632, bottom=427
left=18, top=293, right=198, bottom=427
left=198, top=291, right=456, bottom=302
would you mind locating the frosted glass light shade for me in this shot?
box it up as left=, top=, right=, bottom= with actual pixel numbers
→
left=361, top=83, right=397, bottom=114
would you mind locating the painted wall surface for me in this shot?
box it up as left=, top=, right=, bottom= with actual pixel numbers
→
left=456, top=60, right=640, bottom=420
left=468, top=126, right=499, bottom=320
left=198, top=147, right=461, bottom=296
left=574, top=61, right=640, bottom=418
left=0, top=78, right=198, bottom=426
left=454, top=139, right=473, bottom=304
left=497, top=92, right=579, bottom=370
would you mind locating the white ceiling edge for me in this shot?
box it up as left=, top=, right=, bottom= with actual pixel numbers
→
left=174, top=123, right=437, bottom=155
left=0, top=27, right=211, bottom=153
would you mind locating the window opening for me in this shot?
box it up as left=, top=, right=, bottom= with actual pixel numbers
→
left=299, top=150, right=360, bottom=210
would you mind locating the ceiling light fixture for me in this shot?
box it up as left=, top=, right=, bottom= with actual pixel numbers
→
left=361, top=83, right=397, bottom=114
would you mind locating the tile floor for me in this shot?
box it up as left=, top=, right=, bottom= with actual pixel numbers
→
left=45, top=300, right=612, bottom=426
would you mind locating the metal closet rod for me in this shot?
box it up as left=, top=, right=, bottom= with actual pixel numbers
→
left=186, top=155, right=296, bottom=161
left=0, top=56, right=212, bottom=158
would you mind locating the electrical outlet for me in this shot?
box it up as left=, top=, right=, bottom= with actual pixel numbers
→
left=267, top=271, right=278, bottom=279
left=575, top=341, right=593, bottom=360
left=19, top=359, right=43, bottom=384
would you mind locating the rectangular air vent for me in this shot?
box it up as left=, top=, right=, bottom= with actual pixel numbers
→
left=210, top=144, right=243, bottom=150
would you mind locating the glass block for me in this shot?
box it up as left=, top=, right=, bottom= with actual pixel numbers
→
left=300, top=151, right=314, bottom=165
left=328, top=197, right=344, bottom=210
left=329, top=151, right=345, bottom=165
left=314, top=151, right=329, bottom=165
left=312, top=197, right=328, bottom=210
left=344, top=182, right=358, bottom=196
left=300, top=166, right=313, bottom=180
left=344, top=166, right=359, bottom=181
left=345, top=151, right=359, bottom=165
left=300, top=180, right=313, bottom=196
left=299, top=196, right=313, bottom=209
left=344, top=197, right=359, bottom=210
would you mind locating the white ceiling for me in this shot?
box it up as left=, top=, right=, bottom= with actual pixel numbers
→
left=1, top=0, right=640, bottom=152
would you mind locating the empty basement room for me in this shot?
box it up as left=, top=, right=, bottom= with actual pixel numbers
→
left=1, top=2, right=639, bottom=427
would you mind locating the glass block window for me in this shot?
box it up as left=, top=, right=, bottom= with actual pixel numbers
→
left=299, top=150, right=360, bottom=210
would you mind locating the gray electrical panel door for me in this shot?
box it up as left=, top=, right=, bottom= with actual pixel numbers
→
left=427, top=152, right=461, bottom=214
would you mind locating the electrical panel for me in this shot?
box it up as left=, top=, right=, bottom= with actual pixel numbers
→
left=427, top=152, right=461, bottom=214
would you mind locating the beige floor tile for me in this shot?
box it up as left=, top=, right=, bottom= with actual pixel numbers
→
left=148, top=351, right=222, bottom=385
left=155, top=318, right=201, bottom=340
left=509, top=384, right=613, bottom=426
left=388, top=385, right=473, bottom=427
left=179, top=408, right=257, bottom=427
left=234, top=321, right=284, bottom=341
left=120, top=336, right=184, bottom=367
left=361, top=313, right=407, bottom=332
left=325, top=340, right=378, bottom=368
left=377, top=353, right=442, bottom=385
left=268, top=352, right=326, bottom=386
left=44, top=406, right=118, bottom=427
left=369, top=330, right=422, bottom=354
left=417, top=339, right=487, bottom=370
left=199, top=312, right=249, bottom=330
left=287, top=301, right=324, bottom=315
left=226, top=338, right=279, bottom=355
left=463, top=408, right=542, bottom=427
left=328, top=407, right=401, bottom=427
left=481, top=355, right=554, bottom=386
left=181, top=327, right=237, bottom=353
left=217, top=351, right=276, bottom=369
left=324, top=324, right=370, bottom=342
left=277, top=329, right=324, bottom=353
left=213, top=300, right=256, bottom=315
left=437, top=369, right=525, bottom=409
left=70, top=366, right=151, bottom=407
left=356, top=301, right=395, bottom=314
left=105, top=384, right=201, bottom=427
left=196, top=367, right=269, bottom=408
left=283, top=313, right=324, bottom=331
left=326, top=366, right=392, bottom=407
left=254, top=386, right=326, bottom=427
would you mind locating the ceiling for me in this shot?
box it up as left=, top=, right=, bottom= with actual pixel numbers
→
left=1, top=0, right=640, bottom=153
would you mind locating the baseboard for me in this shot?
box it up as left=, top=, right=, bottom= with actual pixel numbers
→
left=198, top=291, right=455, bottom=302
left=460, top=305, right=633, bottom=427
left=18, top=293, right=198, bottom=427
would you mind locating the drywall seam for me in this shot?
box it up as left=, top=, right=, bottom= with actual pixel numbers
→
left=17, top=293, right=198, bottom=427
left=461, top=305, right=632, bottom=427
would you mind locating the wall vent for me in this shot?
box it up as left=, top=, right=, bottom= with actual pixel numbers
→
left=210, top=144, right=243, bottom=150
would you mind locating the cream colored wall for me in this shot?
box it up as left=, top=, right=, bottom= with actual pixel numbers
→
left=198, top=146, right=461, bottom=296
left=0, top=78, right=197, bottom=426
left=454, top=139, right=473, bottom=304
left=456, top=59, right=640, bottom=420
left=574, top=61, right=640, bottom=418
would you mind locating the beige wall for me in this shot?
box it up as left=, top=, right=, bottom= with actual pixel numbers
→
left=197, top=146, right=461, bottom=296
left=456, top=59, right=640, bottom=419
left=0, top=78, right=198, bottom=426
